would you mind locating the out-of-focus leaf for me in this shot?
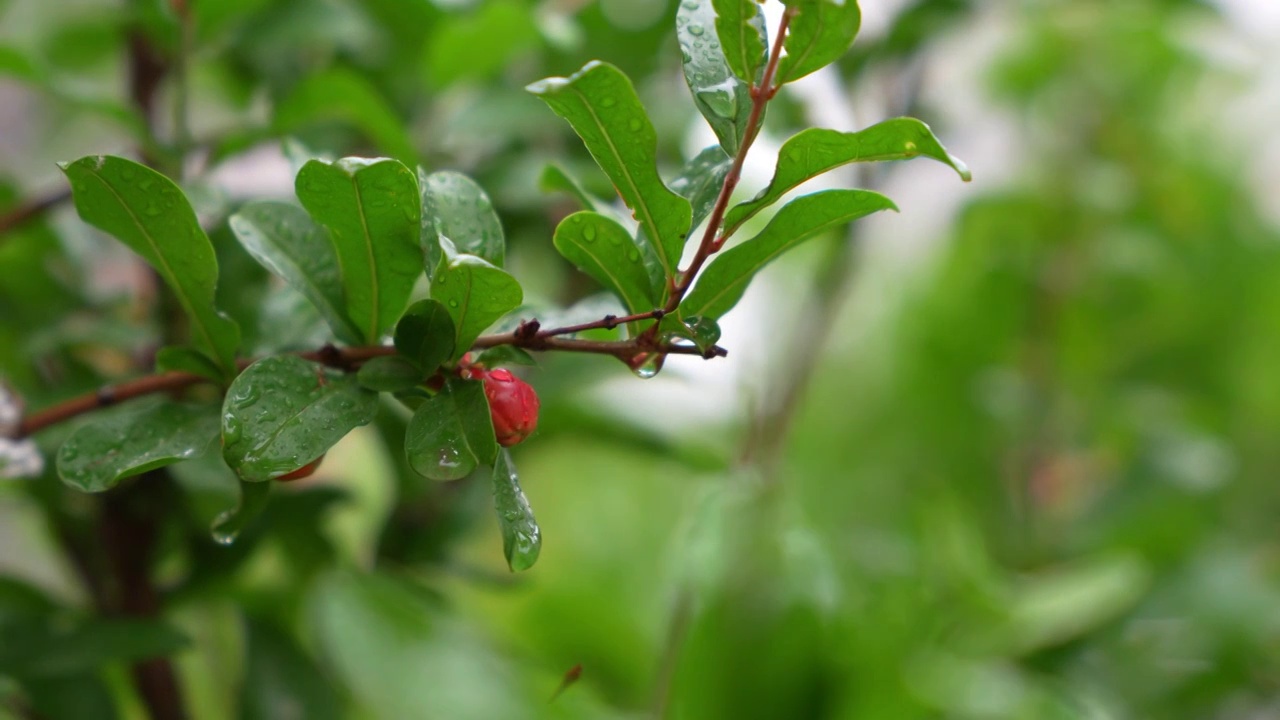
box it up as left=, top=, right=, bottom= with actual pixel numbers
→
left=273, top=68, right=416, bottom=163
left=240, top=618, right=343, bottom=720
left=221, top=356, right=378, bottom=482
left=394, top=299, right=457, bottom=371
left=431, top=240, right=523, bottom=360
left=56, top=400, right=220, bottom=492
left=724, top=118, right=970, bottom=235
left=553, top=211, right=655, bottom=314
left=419, top=169, right=505, bottom=275
left=713, top=0, right=768, bottom=83
left=677, top=0, right=759, bottom=155
left=683, top=189, right=896, bottom=319
left=210, top=477, right=273, bottom=546
left=19, top=674, right=118, bottom=720
left=528, top=61, right=692, bottom=282
left=1003, top=554, right=1151, bottom=654
left=357, top=355, right=423, bottom=393
left=424, top=0, right=539, bottom=87
left=671, top=144, right=733, bottom=232
left=405, top=377, right=496, bottom=480
left=60, top=156, right=241, bottom=372
left=229, top=201, right=363, bottom=344
left=0, top=617, right=189, bottom=677
left=295, top=157, right=421, bottom=343
left=538, top=164, right=607, bottom=213
left=777, top=0, right=862, bottom=84
left=492, top=449, right=540, bottom=571
left=154, top=346, right=225, bottom=381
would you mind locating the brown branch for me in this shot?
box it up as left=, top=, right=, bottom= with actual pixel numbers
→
left=14, top=324, right=726, bottom=438
left=0, top=189, right=72, bottom=236
left=660, top=6, right=796, bottom=319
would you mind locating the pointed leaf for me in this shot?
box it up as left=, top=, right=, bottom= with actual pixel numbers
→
left=777, top=0, right=862, bottom=84
left=60, top=156, right=241, bottom=372
left=671, top=145, right=733, bottom=232
left=154, top=346, right=225, bottom=381
left=724, top=118, right=971, bottom=235
left=405, top=378, right=496, bottom=480
left=492, top=449, right=540, bottom=571
left=357, top=355, right=424, bottom=393
left=295, top=157, right=422, bottom=343
left=419, top=169, right=505, bottom=277
left=431, top=240, right=523, bottom=360
left=394, top=299, right=457, bottom=371
left=229, top=201, right=363, bottom=345
left=553, top=212, right=655, bottom=315
left=211, top=477, right=273, bottom=545
left=57, top=400, right=220, bottom=492
left=528, top=61, right=692, bottom=283
left=683, top=189, right=896, bottom=319
left=713, top=0, right=768, bottom=84
left=221, top=356, right=379, bottom=482
left=677, top=0, right=759, bottom=155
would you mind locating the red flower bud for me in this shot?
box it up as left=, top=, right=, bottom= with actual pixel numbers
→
left=482, top=369, right=539, bottom=447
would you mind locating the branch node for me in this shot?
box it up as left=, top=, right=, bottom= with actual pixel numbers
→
left=603, top=314, right=618, bottom=329
left=96, top=387, right=118, bottom=407
left=651, top=309, right=665, bottom=320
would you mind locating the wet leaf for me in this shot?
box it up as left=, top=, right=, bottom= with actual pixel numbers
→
left=671, top=144, right=733, bottom=232
left=492, top=449, right=540, bottom=571
left=404, top=377, right=496, bottom=481
left=419, top=169, right=505, bottom=277
left=777, top=0, right=862, bottom=85
left=713, top=0, right=768, bottom=84
left=394, top=299, right=457, bottom=371
left=357, top=355, right=423, bottom=393
left=553, top=211, right=655, bottom=315
left=56, top=400, right=220, bottom=492
left=221, top=356, right=379, bottom=482
left=295, top=157, right=421, bottom=343
left=528, top=61, right=692, bottom=283
left=229, top=201, right=363, bottom=344
left=677, top=0, right=760, bottom=155
left=60, top=156, right=241, bottom=373
left=431, top=240, right=523, bottom=360
left=683, top=189, right=897, bottom=319
left=211, top=476, right=273, bottom=545
left=724, top=118, right=971, bottom=235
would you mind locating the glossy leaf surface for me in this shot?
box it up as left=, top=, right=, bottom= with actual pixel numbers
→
left=419, top=169, right=505, bottom=275
left=431, top=241, right=522, bottom=360
left=677, top=0, right=759, bottom=155
left=683, top=189, right=897, bottom=319
left=553, top=211, right=655, bottom=314
left=221, top=356, right=378, bottom=482
left=60, top=155, right=241, bottom=372
left=492, top=449, right=540, bottom=571
left=56, top=400, right=220, bottom=492
left=404, top=378, right=496, bottom=481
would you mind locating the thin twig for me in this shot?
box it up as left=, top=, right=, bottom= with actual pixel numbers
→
left=14, top=325, right=726, bottom=438
left=0, top=189, right=73, bottom=236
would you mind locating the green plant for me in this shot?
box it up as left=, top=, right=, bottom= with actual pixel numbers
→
left=0, top=0, right=977, bottom=717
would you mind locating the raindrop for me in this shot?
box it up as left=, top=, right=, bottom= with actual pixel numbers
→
left=600, top=97, right=618, bottom=108
left=626, top=352, right=665, bottom=379
left=448, top=299, right=459, bottom=308
left=688, top=24, right=705, bottom=36
left=583, top=226, right=597, bottom=242
left=627, top=249, right=640, bottom=262
left=628, top=118, right=642, bottom=132
left=222, top=414, right=243, bottom=444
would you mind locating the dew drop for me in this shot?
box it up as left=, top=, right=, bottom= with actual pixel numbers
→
left=583, top=226, right=597, bottom=242
left=222, top=414, right=243, bottom=444
left=448, top=299, right=459, bottom=308
left=628, top=118, right=642, bottom=132
left=688, top=24, right=705, bottom=36
left=626, top=352, right=666, bottom=379
left=600, top=97, right=617, bottom=108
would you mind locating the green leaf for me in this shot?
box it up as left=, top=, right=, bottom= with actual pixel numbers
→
left=394, top=299, right=457, bottom=371
left=60, top=156, right=241, bottom=372
left=419, top=169, right=505, bottom=277
left=273, top=68, right=416, bottom=163
left=431, top=240, right=523, bottom=360
left=241, top=619, right=344, bottom=720
left=423, top=0, right=539, bottom=88
left=713, top=0, right=769, bottom=84
left=528, top=62, right=692, bottom=284
left=671, top=145, right=733, bottom=232
left=683, top=189, right=896, bottom=319
left=538, top=164, right=608, bottom=214
left=357, top=355, right=423, bottom=393
left=229, top=201, right=363, bottom=345
left=777, top=0, right=862, bottom=84
left=295, top=157, right=422, bottom=343
left=473, top=345, right=536, bottom=368
left=723, top=118, right=971, bottom=235
left=211, top=477, right=272, bottom=545
left=492, top=449, right=540, bottom=571
left=56, top=400, right=220, bottom=492
left=221, top=356, right=379, bottom=482
left=677, top=0, right=759, bottom=155
left=0, top=617, right=189, bottom=677
left=154, top=345, right=225, bottom=382
left=553, top=212, right=655, bottom=315
left=404, top=377, right=496, bottom=480
left=662, top=314, right=722, bottom=354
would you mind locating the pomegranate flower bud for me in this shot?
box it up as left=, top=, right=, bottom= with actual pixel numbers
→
left=482, top=369, right=539, bottom=447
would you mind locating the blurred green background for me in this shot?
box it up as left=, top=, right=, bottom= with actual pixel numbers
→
left=3, top=0, right=1280, bottom=717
